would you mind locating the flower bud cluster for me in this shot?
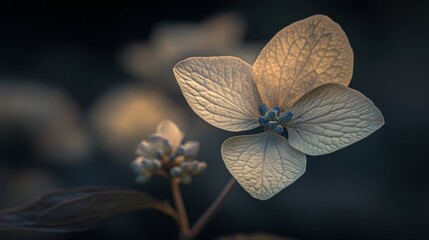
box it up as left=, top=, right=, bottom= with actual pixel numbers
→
left=258, top=104, right=293, bottom=134
left=130, top=121, right=206, bottom=184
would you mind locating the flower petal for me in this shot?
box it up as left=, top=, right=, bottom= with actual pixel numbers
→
left=173, top=56, right=261, bottom=132
left=252, top=15, right=354, bottom=108
left=156, top=120, right=184, bottom=151
left=287, top=84, right=384, bottom=156
left=221, top=131, right=306, bottom=200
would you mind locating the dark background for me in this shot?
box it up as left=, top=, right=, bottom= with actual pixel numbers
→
left=0, top=0, right=428, bottom=239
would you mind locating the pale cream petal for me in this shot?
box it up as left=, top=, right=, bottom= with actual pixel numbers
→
left=173, top=56, right=261, bottom=132
left=156, top=119, right=184, bottom=151
left=252, top=15, right=354, bottom=108
left=287, top=84, right=384, bottom=156
left=221, top=131, right=306, bottom=200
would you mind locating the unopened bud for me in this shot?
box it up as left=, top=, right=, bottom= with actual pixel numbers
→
left=193, top=162, right=207, bottom=175
left=181, top=161, right=192, bottom=172
left=265, top=110, right=277, bottom=121
left=258, top=104, right=269, bottom=116
left=177, top=141, right=200, bottom=159
left=267, top=121, right=278, bottom=130
left=272, top=106, right=281, bottom=113
left=278, top=111, right=293, bottom=123
left=258, top=116, right=268, bottom=126
left=273, top=125, right=284, bottom=134
left=142, top=159, right=162, bottom=170
left=136, top=141, right=151, bottom=156
left=170, top=166, right=183, bottom=177
left=130, top=157, right=145, bottom=173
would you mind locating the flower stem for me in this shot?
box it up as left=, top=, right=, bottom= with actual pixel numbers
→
left=171, top=179, right=190, bottom=238
left=188, top=178, right=237, bottom=239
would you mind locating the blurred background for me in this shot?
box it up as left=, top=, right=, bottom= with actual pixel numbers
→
left=0, top=1, right=428, bottom=239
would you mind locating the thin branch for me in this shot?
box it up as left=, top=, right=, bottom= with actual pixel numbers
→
left=171, top=179, right=190, bottom=238
left=188, top=178, right=237, bottom=239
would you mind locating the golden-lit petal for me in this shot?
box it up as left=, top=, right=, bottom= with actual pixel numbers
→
left=156, top=119, right=184, bottom=151
left=221, top=131, right=306, bottom=200
left=252, top=15, right=354, bottom=108
left=174, top=56, right=261, bottom=132
left=287, top=84, right=384, bottom=156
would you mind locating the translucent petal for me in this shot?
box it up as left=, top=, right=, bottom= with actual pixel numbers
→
left=252, top=15, right=354, bottom=108
left=221, top=131, right=306, bottom=200
left=173, top=56, right=261, bottom=132
left=156, top=120, right=184, bottom=151
left=287, top=84, right=384, bottom=156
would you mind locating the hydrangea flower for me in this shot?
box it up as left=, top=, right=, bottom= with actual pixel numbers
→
left=173, top=15, right=384, bottom=200
left=131, top=120, right=206, bottom=184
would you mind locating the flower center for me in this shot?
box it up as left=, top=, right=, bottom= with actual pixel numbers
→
left=258, top=104, right=293, bottom=134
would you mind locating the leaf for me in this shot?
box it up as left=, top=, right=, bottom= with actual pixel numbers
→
left=216, top=233, right=296, bottom=240
left=0, top=187, right=178, bottom=232
left=287, top=83, right=384, bottom=156
left=252, top=15, right=354, bottom=108
left=221, top=131, right=306, bottom=200
left=173, top=56, right=261, bottom=132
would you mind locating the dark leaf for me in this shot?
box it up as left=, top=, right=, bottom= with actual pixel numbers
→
left=216, top=233, right=297, bottom=240
left=0, top=187, right=178, bottom=232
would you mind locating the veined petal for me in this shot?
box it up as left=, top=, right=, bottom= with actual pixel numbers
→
left=221, top=131, right=306, bottom=200
left=287, top=83, right=384, bottom=156
left=252, top=15, right=354, bottom=108
left=156, top=120, right=184, bottom=151
left=173, top=57, right=261, bottom=132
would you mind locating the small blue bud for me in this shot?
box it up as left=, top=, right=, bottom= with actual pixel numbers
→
left=130, top=159, right=143, bottom=173
left=267, top=121, right=278, bottom=130
left=181, top=161, right=192, bottom=171
left=168, top=153, right=177, bottom=163
left=194, top=162, right=207, bottom=175
left=265, top=110, right=277, bottom=121
left=258, top=116, right=268, bottom=126
left=278, top=111, right=293, bottom=123
left=258, top=104, right=269, bottom=116
left=190, top=161, right=200, bottom=173
left=170, top=166, right=183, bottom=177
left=177, top=141, right=200, bottom=159
left=136, top=141, right=150, bottom=156
left=142, top=159, right=162, bottom=170
left=273, top=125, right=284, bottom=134
left=155, top=150, right=164, bottom=159
left=272, top=106, right=281, bottom=113
left=176, top=148, right=184, bottom=156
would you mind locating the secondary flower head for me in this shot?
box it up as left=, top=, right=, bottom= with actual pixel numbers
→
left=173, top=15, right=384, bottom=200
left=131, top=120, right=206, bottom=184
